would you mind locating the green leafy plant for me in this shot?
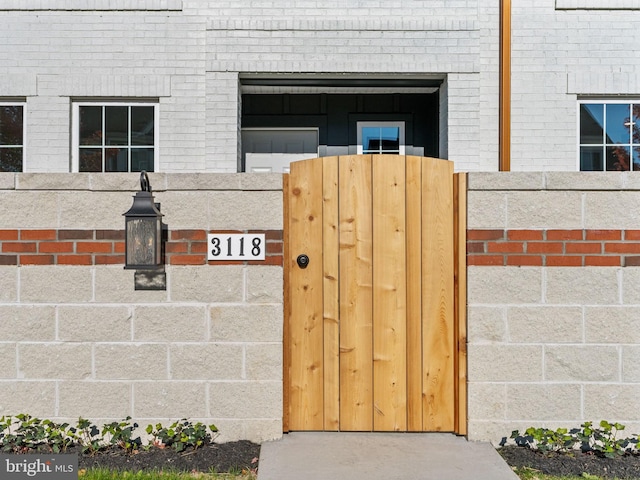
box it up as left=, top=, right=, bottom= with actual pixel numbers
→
left=0, top=415, right=18, bottom=452
left=42, top=419, right=76, bottom=453
left=577, top=420, right=631, bottom=458
left=0, top=415, right=82, bottom=453
left=511, top=427, right=577, bottom=453
left=0, top=414, right=220, bottom=456
left=146, top=419, right=218, bottom=452
left=75, top=418, right=102, bottom=454
left=101, top=417, right=141, bottom=453
left=510, top=420, right=639, bottom=458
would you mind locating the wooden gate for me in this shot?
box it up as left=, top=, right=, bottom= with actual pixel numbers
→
left=284, top=155, right=467, bottom=433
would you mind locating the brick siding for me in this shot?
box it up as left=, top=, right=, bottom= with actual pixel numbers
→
left=0, top=229, right=283, bottom=266
left=468, top=229, right=640, bottom=267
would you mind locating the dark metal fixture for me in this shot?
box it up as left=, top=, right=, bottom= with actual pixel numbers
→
left=123, top=171, right=166, bottom=290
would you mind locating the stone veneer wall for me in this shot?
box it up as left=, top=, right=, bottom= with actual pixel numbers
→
left=0, top=172, right=283, bottom=443
left=466, top=172, right=640, bottom=443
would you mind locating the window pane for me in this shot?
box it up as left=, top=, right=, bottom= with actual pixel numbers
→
left=605, top=103, right=630, bottom=144
left=633, top=105, right=640, bottom=145
left=380, top=127, right=400, bottom=151
left=362, top=126, right=400, bottom=153
left=79, top=106, right=102, bottom=146
left=580, top=104, right=604, bottom=144
left=0, top=106, right=23, bottom=146
left=131, top=148, right=154, bottom=172
left=131, top=106, right=154, bottom=146
left=606, top=145, right=630, bottom=171
left=362, top=127, right=379, bottom=152
left=105, top=147, right=128, bottom=172
left=79, top=148, right=103, bottom=172
left=105, top=106, right=128, bottom=146
left=0, top=147, right=23, bottom=172
left=580, top=146, right=603, bottom=171
left=633, top=147, right=640, bottom=171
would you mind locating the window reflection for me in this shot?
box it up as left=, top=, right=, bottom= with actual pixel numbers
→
left=78, top=104, right=156, bottom=172
left=579, top=102, right=640, bottom=171
left=0, top=105, right=24, bottom=172
left=580, top=104, right=603, bottom=144
left=362, top=127, right=400, bottom=153
left=606, top=146, right=630, bottom=171
left=605, top=104, right=630, bottom=145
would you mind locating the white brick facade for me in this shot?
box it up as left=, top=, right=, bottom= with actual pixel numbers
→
left=2, top=1, right=640, bottom=172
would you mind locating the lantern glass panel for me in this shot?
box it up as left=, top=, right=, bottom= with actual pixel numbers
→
left=126, top=217, right=159, bottom=267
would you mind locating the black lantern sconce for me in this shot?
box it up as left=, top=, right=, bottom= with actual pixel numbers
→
left=123, top=171, right=166, bottom=290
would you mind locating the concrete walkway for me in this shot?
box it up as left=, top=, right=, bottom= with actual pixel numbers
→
left=258, top=432, right=518, bottom=480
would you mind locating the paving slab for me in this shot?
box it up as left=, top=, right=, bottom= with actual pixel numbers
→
left=258, top=432, right=518, bottom=480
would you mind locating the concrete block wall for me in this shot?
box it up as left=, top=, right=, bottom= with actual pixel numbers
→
left=466, top=171, right=640, bottom=443
left=4, top=169, right=640, bottom=444
left=0, top=173, right=284, bottom=443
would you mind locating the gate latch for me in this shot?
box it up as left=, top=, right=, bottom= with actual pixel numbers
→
left=296, top=254, right=310, bottom=269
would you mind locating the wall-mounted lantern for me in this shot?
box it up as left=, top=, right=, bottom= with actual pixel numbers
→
left=123, top=171, right=166, bottom=290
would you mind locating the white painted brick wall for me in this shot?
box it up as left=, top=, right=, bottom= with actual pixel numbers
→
left=510, top=0, right=640, bottom=171
left=0, top=1, right=486, bottom=172
left=4, top=0, right=640, bottom=172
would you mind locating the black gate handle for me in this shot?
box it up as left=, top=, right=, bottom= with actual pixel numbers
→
left=297, top=254, right=309, bottom=269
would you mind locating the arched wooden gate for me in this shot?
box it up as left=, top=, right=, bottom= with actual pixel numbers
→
left=283, top=155, right=467, bottom=433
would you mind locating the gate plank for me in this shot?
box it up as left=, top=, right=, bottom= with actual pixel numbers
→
left=372, top=155, right=407, bottom=431
left=288, top=158, right=325, bottom=430
left=405, top=155, right=423, bottom=431
left=454, top=172, right=468, bottom=435
left=421, top=157, right=455, bottom=431
left=323, top=156, right=340, bottom=431
left=339, top=155, right=373, bottom=431
left=283, top=173, right=290, bottom=433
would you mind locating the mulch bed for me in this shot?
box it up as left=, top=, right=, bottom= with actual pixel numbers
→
left=74, top=441, right=260, bottom=473
left=499, top=445, right=640, bottom=479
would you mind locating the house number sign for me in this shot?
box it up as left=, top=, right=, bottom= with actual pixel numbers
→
left=207, top=233, right=266, bottom=261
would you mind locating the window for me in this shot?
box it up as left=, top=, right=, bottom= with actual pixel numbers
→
left=0, top=103, right=24, bottom=172
left=579, top=101, right=640, bottom=171
left=357, top=121, right=405, bottom=155
left=72, top=102, right=158, bottom=172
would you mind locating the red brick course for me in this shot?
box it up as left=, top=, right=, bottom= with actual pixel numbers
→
left=0, top=229, right=284, bottom=267
left=469, top=229, right=640, bottom=267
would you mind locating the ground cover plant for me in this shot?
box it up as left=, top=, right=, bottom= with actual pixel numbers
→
left=0, top=415, right=260, bottom=475
left=500, top=421, right=640, bottom=479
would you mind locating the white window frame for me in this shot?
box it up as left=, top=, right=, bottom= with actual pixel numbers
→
left=357, top=121, right=405, bottom=155
left=0, top=101, right=26, bottom=172
left=71, top=101, right=159, bottom=173
left=577, top=99, right=640, bottom=171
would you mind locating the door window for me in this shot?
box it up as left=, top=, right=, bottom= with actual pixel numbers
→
left=357, top=121, right=405, bottom=155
